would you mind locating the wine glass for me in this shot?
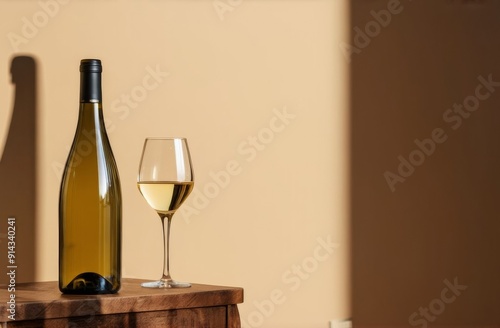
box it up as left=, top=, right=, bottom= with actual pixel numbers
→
left=137, top=137, right=194, bottom=288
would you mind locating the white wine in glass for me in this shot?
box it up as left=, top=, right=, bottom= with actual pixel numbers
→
left=137, top=137, right=194, bottom=288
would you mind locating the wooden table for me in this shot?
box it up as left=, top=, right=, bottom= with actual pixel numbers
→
left=0, top=278, right=244, bottom=327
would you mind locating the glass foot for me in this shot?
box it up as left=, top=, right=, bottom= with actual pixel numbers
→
left=141, top=280, right=191, bottom=288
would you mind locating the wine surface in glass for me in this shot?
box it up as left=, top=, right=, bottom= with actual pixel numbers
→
left=138, top=181, right=194, bottom=215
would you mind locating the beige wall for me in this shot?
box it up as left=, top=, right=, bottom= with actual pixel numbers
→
left=0, top=1, right=349, bottom=327
left=351, top=0, right=500, bottom=326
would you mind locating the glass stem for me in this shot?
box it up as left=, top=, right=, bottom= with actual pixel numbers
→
left=161, top=213, right=173, bottom=283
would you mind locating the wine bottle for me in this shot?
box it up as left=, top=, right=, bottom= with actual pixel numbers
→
left=59, top=59, right=122, bottom=294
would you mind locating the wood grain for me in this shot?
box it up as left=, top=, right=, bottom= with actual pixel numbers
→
left=226, top=304, right=241, bottom=328
left=0, top=278, right=243, bottom=327
left=1, top=307, right=228, bottom=328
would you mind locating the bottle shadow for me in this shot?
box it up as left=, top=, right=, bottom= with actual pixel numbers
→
left=0, top=56, right=37, bottom=283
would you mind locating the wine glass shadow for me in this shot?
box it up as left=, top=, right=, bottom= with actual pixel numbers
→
left=0, top=56, right=37, bottom=283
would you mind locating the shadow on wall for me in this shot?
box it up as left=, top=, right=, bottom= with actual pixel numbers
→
left=0, top=56, right=37, bottom=283
left=350, top=0, right=500, bottom=326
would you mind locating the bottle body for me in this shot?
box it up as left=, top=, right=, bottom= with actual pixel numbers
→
left=59, top=60, right=121, bottom=294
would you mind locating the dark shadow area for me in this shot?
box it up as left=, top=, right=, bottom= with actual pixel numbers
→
left=0, top=56, right=37, bottom=283
left=351, top=0, right=500, bottom=326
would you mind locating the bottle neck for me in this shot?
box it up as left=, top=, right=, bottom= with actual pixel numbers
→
left=80, top=71, right=102, bottom=103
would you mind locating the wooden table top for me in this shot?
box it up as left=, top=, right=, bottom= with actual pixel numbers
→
left=0, top=278, right=244, bottom=322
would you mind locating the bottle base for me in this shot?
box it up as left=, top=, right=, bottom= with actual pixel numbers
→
left=60, top=272, right=119, bottom=295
